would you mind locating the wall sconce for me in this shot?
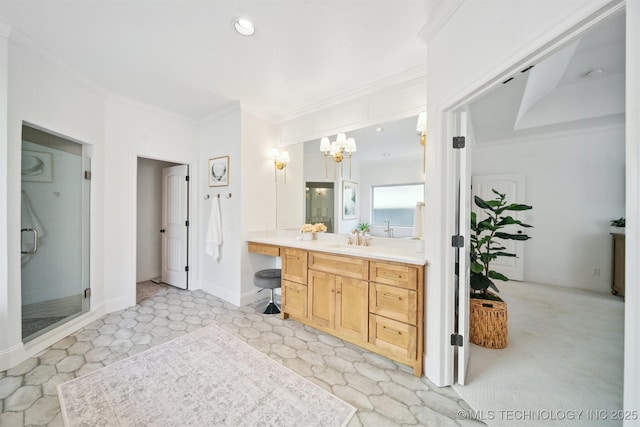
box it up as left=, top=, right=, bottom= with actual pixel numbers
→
left=270, top=148, right=289, bottom=183
left=416, top=111, right=427, bottom=173
left=319, top=133, right=357, bottom=179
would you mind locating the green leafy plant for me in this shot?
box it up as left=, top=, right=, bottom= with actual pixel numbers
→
left=610, top=217, right=625, bottom=227
left=357, top=222, right=370, bottom=232
left=470, top=190, right=533, bottom=300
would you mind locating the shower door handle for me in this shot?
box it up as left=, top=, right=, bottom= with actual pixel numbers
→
left=21, top=228, right=38, bottom=255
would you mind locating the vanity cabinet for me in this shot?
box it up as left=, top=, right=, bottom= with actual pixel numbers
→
left=249, top=241, right=425, bottom=376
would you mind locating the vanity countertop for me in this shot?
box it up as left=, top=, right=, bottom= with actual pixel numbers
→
left=246, top=231, right=428, bottom=266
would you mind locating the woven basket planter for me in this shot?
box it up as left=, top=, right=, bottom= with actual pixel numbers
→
left=470, top=296, right=508, bottom=349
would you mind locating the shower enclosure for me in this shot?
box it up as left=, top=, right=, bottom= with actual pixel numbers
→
left=20, top=124, right=90, bottom=342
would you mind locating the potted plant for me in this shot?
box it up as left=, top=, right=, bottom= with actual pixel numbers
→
left=469, top=189, right=533, bottom=348
left=610, top=217, right=625, bottom=234
left=357, top=222, right=370, bottom=234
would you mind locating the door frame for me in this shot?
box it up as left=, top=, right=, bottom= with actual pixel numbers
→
left=132, top=152, right=196, bottom=306
left=429, top=2, right=631, bottom=388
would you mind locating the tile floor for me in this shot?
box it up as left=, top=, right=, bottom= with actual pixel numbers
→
left=0, top=286, right=484, bottom=427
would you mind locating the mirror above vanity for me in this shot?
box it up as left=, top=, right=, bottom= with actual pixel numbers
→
left=276, top=114, right=426, bottom=238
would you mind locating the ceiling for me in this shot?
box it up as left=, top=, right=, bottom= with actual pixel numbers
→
left=0, top=1, right=430, bottom=122
left=469, top=12, right=625, bottom=145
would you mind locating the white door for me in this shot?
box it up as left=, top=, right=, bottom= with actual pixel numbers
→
left=471, top=174, right=526, bottom=281
left=456, top=111, right=471, bottom=385
left=161, top=165, right=189, bottom=289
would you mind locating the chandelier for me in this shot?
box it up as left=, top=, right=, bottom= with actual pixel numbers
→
left=319, top=133, right=357, bottom=179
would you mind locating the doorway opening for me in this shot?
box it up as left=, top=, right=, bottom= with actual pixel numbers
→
left=446, top=4, right=626, bottom=416
left=136, top=157, right=189, bottom=304
left=305, top=182, right=334, bottom=233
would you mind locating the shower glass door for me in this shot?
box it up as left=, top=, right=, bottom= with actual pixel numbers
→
left=21, top=124, right=90, bottom=342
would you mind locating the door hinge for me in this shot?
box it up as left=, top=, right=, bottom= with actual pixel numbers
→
left=84, top=171, right=92, bottom=180
left=451, top=333, right=463, bottom=347
left=185, top=175, right=190, bottom=182
left=185, top=266, right=189, bottom=272
left=160, top=229, right=165, bottom=233
left=453, top=136, right=465, bottom=149
left=185, top=220, right=189, bottom=227
left=454, top=261, right=459, bottom=276
left=84, top=288, right=92, bottom=299
left=451, top=235, right=464, bottom=248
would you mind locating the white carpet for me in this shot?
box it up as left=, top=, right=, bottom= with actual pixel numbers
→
left=454, top=281, right=624, bottom=427
left=58, top=324, right=356, bottom=426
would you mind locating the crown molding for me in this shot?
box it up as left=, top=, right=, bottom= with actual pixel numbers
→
left=199, top=101, right=242, bottom=125
left=472, top=115, right=625, bottom=149
left=420, top=0, right=465, bottom=44
left=105, top=92, right=198, bottom=125
left=275, top=64, right=427, bottom=124
left=6, top=26, right=107, bottom=97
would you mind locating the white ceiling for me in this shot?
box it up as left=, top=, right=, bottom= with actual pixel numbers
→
left=469, top=12, right=625, bottom=144
left=0, top=1, right=430, bottom=122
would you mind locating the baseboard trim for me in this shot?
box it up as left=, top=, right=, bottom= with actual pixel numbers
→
left=0, top=304, right=105, bottom=372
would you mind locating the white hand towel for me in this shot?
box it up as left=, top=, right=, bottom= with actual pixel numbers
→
left=412, top=202, right=425, bottom=239
left=205, top=196, right=223, bottom=260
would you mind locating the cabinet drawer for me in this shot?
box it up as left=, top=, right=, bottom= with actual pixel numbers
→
left=282, top=248, right=308, bottom=285
left=309, top=252, right=369, bottom=280
left=369, top=283, right=417, bottom=325
left=282, top=280, right=307, bottom=319
left=248, top=242, right=280, bottom=257
left=369, top=314, right=417, bottom=363
left=370, top=262, right=418, bottom=290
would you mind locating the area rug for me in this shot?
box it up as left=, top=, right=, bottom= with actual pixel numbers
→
left=58, top=324, right=356, bottom=426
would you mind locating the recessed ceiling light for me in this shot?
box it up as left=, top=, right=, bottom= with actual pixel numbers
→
left=234, top=18, right=255, bottom=36
left=382, top=153, right=391, bottom=157
left=374, top=127, right=384, bottom=133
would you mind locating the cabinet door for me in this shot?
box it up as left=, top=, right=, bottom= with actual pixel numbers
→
left=282, top=279, right=307, bottom=319
left=335, top=276, right=368, bottom=343
left=282, top=248, right=308, bottom=285
left=308, top=270, right=335, bottom=329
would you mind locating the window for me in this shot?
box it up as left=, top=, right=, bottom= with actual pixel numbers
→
left=372, top=183, right=424, bottom=226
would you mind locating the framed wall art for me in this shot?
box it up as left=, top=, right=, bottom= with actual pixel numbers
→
left=208, top=156, right=229, bottom=187
left=342, top=180, right=358, bottom=220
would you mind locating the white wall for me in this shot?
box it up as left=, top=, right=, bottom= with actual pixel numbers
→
left=277, top=142, right=304, bottom=230
left=424, top=0, right=615, bottom=387
left=240, top=108, right=279, bottom=302
left=472, top=122, right=625, bottom=293
left=198, top=105, right=243, bottom=304
left=104, top=96, right=199, bottom=312
left=136, top=157, right=178, bottom=283
left=1, top=35, right=107, bottom=369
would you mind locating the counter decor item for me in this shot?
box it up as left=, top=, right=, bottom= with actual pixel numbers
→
left=300, top=223, right=327, bottom=241
left=469, top=189, right=533, bottom=349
